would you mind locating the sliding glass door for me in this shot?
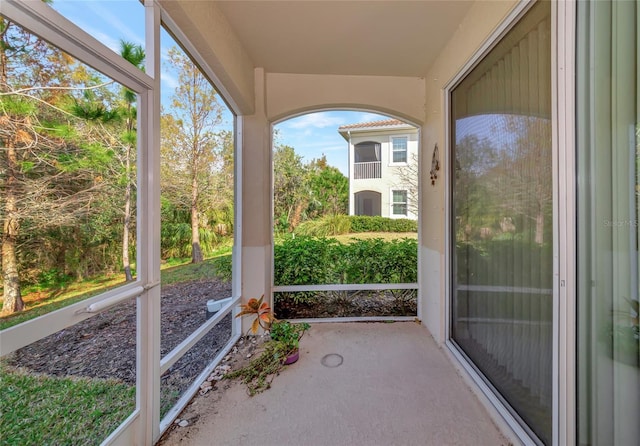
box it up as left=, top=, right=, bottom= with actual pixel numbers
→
left=577, top=1, right=639, bottom=444
left=449, top=1, right=553, bottom=443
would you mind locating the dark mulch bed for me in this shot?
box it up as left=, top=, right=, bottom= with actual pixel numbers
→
left=5, top=278, right=233, bottom=415
left=275, top=289, right=417, bottom=319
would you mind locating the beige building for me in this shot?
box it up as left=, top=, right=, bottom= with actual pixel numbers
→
left=1, top=1, right=637, bottom=445
left=339, top=119, right=419, bottom=220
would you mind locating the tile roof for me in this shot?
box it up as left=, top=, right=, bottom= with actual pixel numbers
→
left=338, top=119, right=408, bottom=130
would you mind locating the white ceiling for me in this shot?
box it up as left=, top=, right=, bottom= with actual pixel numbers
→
left=214, top=1, right=475, bottom=77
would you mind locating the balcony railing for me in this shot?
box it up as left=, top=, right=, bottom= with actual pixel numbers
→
left=354, top=161, right=381, bottom=179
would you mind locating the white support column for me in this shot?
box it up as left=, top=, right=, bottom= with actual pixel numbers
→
left=138, top=1, right=162, bottom=444
left=240, top=68, right=272, bottom=330
left=232, top=117, right=243, bottom=336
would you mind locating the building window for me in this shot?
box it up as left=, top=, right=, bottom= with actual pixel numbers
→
left=391, top=137, right=408, bottom=164
left=392, top=190, right=408, bottom=216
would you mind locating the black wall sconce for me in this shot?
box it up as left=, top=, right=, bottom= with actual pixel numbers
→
left=430, top=143, right=440, bottom=186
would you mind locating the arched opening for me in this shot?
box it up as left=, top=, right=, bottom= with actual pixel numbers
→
left=271, top=109, right=420, bottom=321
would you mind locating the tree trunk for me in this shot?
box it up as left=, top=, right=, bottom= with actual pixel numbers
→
left=191, top=175, right=203, bottom=263
left=122, top=145, right=133, bottom=281
left=535, top=209, right=544, bottom=245
left=1, top=144, right=24, bottom=315
left=1, top=29, right=24, bottom=314
left=290, top=200, right=307, bottom=231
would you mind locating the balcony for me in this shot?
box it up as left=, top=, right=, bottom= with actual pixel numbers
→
left=354, top=161, right=382, bottom=179
left=157, top=322, right=508, bottom=445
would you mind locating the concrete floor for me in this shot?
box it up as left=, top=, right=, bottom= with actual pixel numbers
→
left=159, top=322, right=509, bottom=446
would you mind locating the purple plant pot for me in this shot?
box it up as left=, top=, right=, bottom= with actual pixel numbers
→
left=283, top=350, right=299, bottom=365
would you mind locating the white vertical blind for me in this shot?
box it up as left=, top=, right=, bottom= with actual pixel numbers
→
left=453, top=6, right=551, bottom=120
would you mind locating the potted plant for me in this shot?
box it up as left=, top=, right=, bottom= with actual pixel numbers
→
left=227, top=296, right=310, bottom=395
left=268, top=320, right=310, bottom=365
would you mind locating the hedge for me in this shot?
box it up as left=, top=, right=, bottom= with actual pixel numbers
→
left=348, top=216, right=417, bottom=233
left=274, top=236, right=417, bottom=285
left=295, top=215, right=417, bottom=237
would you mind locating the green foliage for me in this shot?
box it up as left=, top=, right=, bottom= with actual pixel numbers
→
left=339, top=238, right=418, bottom=284
left=160, top=222, right=220, bottom=260
left=269, top=320, right=310, bottom=351
left=0, top=95, right=36, bottom=115
left=348, top=216, right=417, bottom=233
left=273, top=148, right=349, bottom=233
left=0, top=366, right=135, bottom=446
left=273, top=236, right=418, bottom=305
left=274, top=237, right=340, bottom=286
left=306, top=161, right=348, bottom=218
left=211, top=254, right=233, bottom=282
left=225, top=322, right=310, bottom=396
left=160, top=256, right=229, bottom=286
left=43, top=121, right=79, bottom=140
left=273, top=144, right=310, bottom=232
left=35, top=268, right=72, bottom=291
left=295, top=214, right=352, bottom=237
left=225, top=340, right=292, bottom=396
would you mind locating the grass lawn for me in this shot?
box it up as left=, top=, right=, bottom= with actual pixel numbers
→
left=0, top=277, right=126, bottom=331
left=0, top=366, right=135, bottom=446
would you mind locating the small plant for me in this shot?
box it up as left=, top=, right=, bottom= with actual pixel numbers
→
left=235, top=295, right=273, bottom=334
left=228, top=301, right=311, bottom=395
left=224, top=341, right=291, bottom=395
left=269, top=320, right=310, bottom=354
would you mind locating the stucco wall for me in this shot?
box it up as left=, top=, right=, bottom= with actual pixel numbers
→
left=265, top=73, right=425, bottom=125
left=419, top=0, right=518, bottom=341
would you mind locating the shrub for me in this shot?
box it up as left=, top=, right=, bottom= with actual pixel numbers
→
left=273, top=236, right=341, bottom=286
left=295, top=214, right=351, bottom=237
left=274, top=236, right=417, bottom=286
left=294, top=215, right=416, bottom=237
left=340, top=238, right=418, bottom=283
left=211, top=254, right=232, bottom=282
left=161, top=223, right=219, bottom=259
left=348, top=215, right=417, bottom=233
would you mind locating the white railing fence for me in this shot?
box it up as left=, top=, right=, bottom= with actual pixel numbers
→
left=354, top=161, right=381, bottom=179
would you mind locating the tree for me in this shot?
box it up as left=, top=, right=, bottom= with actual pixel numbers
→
left=307, top=155, right=348, bottom=218
left=273, top=144, right=309, bottom=231
left=1, top=18, right=70, bottom=314
left=70, top=41, right=144, bottom=281
left=0, top=18, right=115, bottom=314
left=394, top=153, right=419, bottom=216
left=116, top=41, right=144, bottom=281
left=208, top=129, right=234, bottom=234
left=453, top=134, right=499, bottom=241
left=161, top=47, right=223, bottom=263
left=489, top=116, right=552, bottom=244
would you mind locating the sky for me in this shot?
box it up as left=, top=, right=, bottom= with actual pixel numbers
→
left=274, top=111, right=388, bottom=174
left=49, top=0, right=389, bottom=175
